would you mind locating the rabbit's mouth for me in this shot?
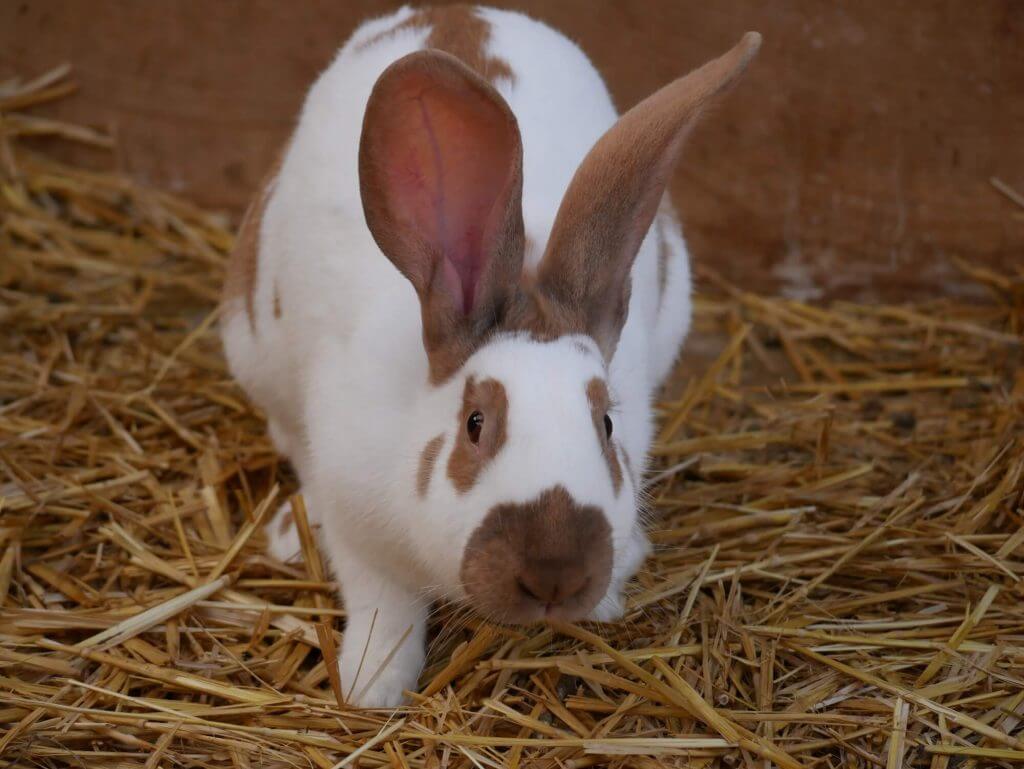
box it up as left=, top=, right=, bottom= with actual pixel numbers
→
left=459, top=485, right=613, bottom=625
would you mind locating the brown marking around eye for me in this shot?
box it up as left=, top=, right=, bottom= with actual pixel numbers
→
left=273, top=283, right=283, bottom=319
left=586, top=378, right=623, bottom=495
left=356, top=5, right=514, bottom=85
left=447, top=377, right=508, bottom=493
left=417, top=433, right=445, bottom=498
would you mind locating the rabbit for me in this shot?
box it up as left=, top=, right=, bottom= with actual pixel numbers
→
left=221, top=4, right=760, bottom=708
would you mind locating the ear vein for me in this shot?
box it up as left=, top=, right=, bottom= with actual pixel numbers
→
left=415, top=94, right=452, bottom=276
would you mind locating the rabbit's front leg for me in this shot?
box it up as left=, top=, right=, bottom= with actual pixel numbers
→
left=336, top=553, right=428, bottom=708
left=588, top=523, right=650, bottom=622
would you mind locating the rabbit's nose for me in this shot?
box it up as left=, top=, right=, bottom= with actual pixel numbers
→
left=516, top=562, right=590, bottom=607
left=460, top=485, right=614, bottom=624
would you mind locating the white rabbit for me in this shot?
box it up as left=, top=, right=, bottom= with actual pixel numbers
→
left=221, top=5, right=759, bottom=707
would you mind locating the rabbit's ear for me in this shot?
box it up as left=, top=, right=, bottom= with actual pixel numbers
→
left=536, top=33, right=761, bottom=360
left=360, top=50, right=524, bottom=382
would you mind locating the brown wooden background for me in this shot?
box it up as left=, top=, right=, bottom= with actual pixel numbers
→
left=3, top=1, right=1022, bottom=299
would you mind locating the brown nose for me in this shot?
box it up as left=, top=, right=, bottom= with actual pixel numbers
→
left=516, top=561, right=590, bottom=605
left=460, top=486, right=613, bottom=623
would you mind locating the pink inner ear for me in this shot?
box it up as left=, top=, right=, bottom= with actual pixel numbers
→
left=381, top=81, right=516, bottom=315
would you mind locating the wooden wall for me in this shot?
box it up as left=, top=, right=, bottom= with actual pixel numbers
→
left=3, top=1, right=1022, bottom=299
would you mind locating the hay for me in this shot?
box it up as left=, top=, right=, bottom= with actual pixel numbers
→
left=2, top=65, right=1023, bottom=769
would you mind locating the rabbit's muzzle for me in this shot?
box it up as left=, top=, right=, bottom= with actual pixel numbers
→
left=459, top=485, right=613, bottom=624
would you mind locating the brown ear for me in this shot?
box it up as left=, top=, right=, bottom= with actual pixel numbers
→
left=359, top=50, right=525, bottom=383
left=536, top=32, right=761, bottom=359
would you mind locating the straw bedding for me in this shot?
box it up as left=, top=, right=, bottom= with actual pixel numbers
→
left=2, top=67, right=1023, bottom=769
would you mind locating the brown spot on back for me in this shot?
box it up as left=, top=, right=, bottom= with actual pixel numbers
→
left=460, top=485, right=612, bottom=623
left=357, top=5, right=514, bottom=85
left=586, top=378, right=622, bottom=495
left=222, top=152, right=285, bottom=333
left=273, top=283, right=283, bottom=319
left=417, top=433, right=445, bottom=497
left=654, top=200, right=681, bottom=313
left=447, top=377, right=508, bottom=493
left=655, top=216, right=670, bottom=310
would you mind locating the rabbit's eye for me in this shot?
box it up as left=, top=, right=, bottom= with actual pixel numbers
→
left=467, top=411, right=484, bottom=444
left=603, top=414, right=613, bottom=440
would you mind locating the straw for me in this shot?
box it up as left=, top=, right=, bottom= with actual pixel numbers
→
left=2, top=64, right=1023, bottom=768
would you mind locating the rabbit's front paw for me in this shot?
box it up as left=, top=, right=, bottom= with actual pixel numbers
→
left=341, top=654, right=420, bottom=708
left=587, top=526, right=650, bottom=622
left=587, top=590, right=626, bottom=622
left=336, top=573, right=428, bottom=709
left=265, top=496, right=304, bottom=563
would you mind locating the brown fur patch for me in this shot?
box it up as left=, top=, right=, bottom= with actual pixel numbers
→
left=447, top=377, right=508, bottom=493
left=655, top=216, right=670, bottom=311
left=357, top=5, right=514, bottom=85
left=417, top=433, right=445, bottom=497
left=586, top=378, right=623, bottom=495
left=424, top=285, right=586, bottom=385
left=421, top=267, right=609, bottom=382
left=272, top=283, right=283, bottom=319
left=654, top=199, right=681, bottom=313
left=460, top=485, right=612, bottom=623
left=222, top=152, right=284, bottom=333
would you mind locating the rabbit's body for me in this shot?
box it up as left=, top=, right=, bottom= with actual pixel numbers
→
left=222, top=5, right=758, bottom=707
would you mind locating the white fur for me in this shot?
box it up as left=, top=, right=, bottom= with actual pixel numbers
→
left=222, top=5, right=692, bottom=707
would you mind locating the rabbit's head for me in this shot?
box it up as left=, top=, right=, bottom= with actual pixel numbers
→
left=359, top=35, right=760, bottom=622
